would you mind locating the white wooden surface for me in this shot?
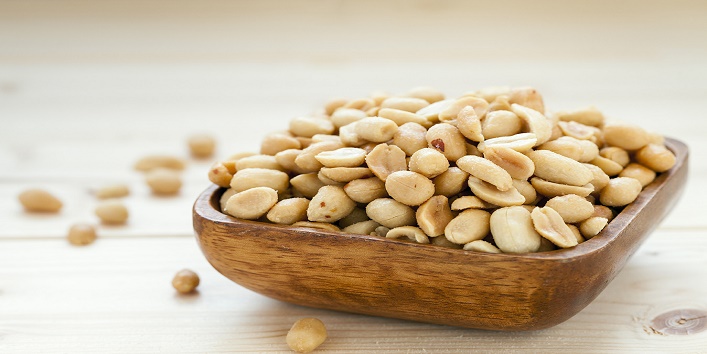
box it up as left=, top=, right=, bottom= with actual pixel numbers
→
left=2, top=1, right=707, bottom=352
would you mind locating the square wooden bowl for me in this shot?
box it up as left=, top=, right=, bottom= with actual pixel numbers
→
left=193, top=138, right=688, bottom=331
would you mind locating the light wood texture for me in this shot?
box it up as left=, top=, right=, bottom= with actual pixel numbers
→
left=2, top=0, right=707, bottom=351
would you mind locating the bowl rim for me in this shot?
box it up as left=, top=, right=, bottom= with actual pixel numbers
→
left=194, top=137, right=688, bottom=263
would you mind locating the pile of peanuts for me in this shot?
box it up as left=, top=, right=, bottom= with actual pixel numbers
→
left=208, top=86, right=676, bottom=253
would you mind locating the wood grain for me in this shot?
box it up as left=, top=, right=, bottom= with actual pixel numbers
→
left=193, top=140, right=688, bottom=331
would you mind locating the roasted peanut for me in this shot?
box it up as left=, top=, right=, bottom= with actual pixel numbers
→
left=134, top=155, right=185, bottom=172
left=290, top=173, right=326, bottom=199
left=230, top=168, right=289, bottom=193
left=556, top=106, right=604, bottom=127
left=266, top=198, right=310, bottom=225
left=260, top=133, right=301, bottom=155
left=511, top=104, right=552, bottom=145
left=224, top=187, right=279, bottom=220
left=378, top=108, right=432, bottom=128
left=307, top=186, right=356, bottom=223
left=635, top=144, right=676, bottom=172
left=67, top=223, right=97, bottom=246
left=381, top=97, right=429, bottom=112
left=338, top=208, right=370, bottom=228
left=527, top=150, right=593, bottom=186
left=386, top=226, right=430, bottom=244
left=600, top=147, right=630, bottom=167
left=481, top=110, right=522, bottom=139
left=415, top=99, right=453, bottom=122
left=319, top=167, right=373, bottom=183
left=366, top=198, right=416, bottom=228
left=289, top=117, right=335, bottom=138
left=385, top=171, right=435, bottom=206
left=343, top=220, right=381, bottom=235
left=236, top=154, right=285, bottom=171
left=286, top=318, right=327, bottom=353
left=407, top=86, right=445, bottom=103
left=354, top=117, right=399, bottom=143
left=172, top=269, right=200, bottom=294
left=450, top=196, right=493, bottom=210
left=545, top=194, right=594, bottom=223
left=530, top=207, right=578, bottom=248
left=146, top=168, right=182, bottom=195
left=603, top=122, right=649, bottom=150
left=365, top=143, right=407, bottom=181
left=330, top=108, right=367, bottom=128
left=530, top=177, right=594, bottom=198
left=439, top=96, right=489, bottom=122
left=324, top=97, right=349, bottom=116
left=579, top=217, right=608, bottom=239
left=599, top=177, right=642, bottom=207
left=558, top=121, right=595, bottom=141
left=619, top=163, right=656, bottom=187
left=426, top=123, right=467, bottom=161
left=292, top=221, right=341, bottom=232
left=467, top=176, right=525, bottom=207
left=408, top=148, right=449, bottom=178
left=508, top=87, right=544, bottom=113
left=343, top=177, right=387, bottom=203
left=490, top=206, right=542, bottom=253
left=444, top=209, right=491, bottom=244
left=392, top=122, right=428, bottom=156
left=463, top=240, right=502, bottom=253
left=433, top=167, right=469, bottom=197
left=590, top=156, right=624, bottom=176
left=95, top=199, right=129, bottom=224
left=18, top=188, right=63, bottom=213
left=95, top=184, right=130, bottom=199
left=416, top=195, right=454, bottom=237
left=456, top=105, right=484, bottom=142
left=483, top=146, right=535, bottom=180
left=295, top=141, right=345, bottom=173
left=457, top=155, right=513, bottom=191
left=477, top=133, right=537, bottom=153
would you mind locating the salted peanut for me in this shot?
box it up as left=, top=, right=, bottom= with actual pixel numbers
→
left=146, top=168, right=182, bottom=195
left=393, top=122, right=428, bottom=156
left=378, top=108, right=432, bottom=128
left=277, top=313, right=315, bottom=352
left=426, top=123, right=467, bottom=161
left=635, top=144, right=676, bottom=172
left=187, top=134, right=216, bottom=159
left=373, top=225, right=390, bottom=237
left=619, top=163, right=656, bottom=187
left=558, top=121, right=595, bottom=140
left=296, top=137, right=313, bottom=149
left=537, top=136, right=583, bottom=161
left=289, top=117, right=335, bottom=138
left=226, top=152, right=257, bottom=163
left=236, top=154, right=284, bottom=171
left=230, top=168, right=289, bottom=193
left=592, top=205, right=615, bottom=221
left=290, top=173, right=326, bottom=198
left=366, top=198, right=416, bottom=228
left=206, top=162, right=233, bottom=187
left=600, top=147, right=630, bottom=167
left=450, top=196, right=493, bottom=210
left=314, top=147, right=367, bottom=168
left=381, top=97, right=429, bottom=113
left=344, top=97, right=376, bottom=111
left=95, top=199, right=129, bottom=224
left=481, top=110, right=522, bottom=139
left=511, top=104, right=552, bottom=146
left=579, top=217, right=608, bottom=239
left=172, top=269, right=200, bottom=294
left=549, top=124, right=563, bottom=141
left=292, top=221, right=341, bottom=232
left=468, top=86, right=512, bottom=103
left=338, top=122, right=367, bottom=146
left=95, top=184, right=130, bottom=199
left=444, top=209, right=491, bottom=244
left=603, top=122, right=650, bottom=150
left=365, top=143, right=407, bottom=181
left=527, top=150, right=593, bottom=186
left=578, top=139, right=600, bottom=162
left=343, top=177, right=387, bottom=203
left=385, top=171, right=435, bottom=206
left=477, top=133, right=537, bottom=153
left=409, top=148, right=449, bottom=178
left=466, top=143, right=483, bottom=157
left=512, top=179, right=537, bottom=205
left=324, top=97, right=349, bottom=116
left=463, top=240, right=501, bottom=253
left=457, top=155, right=513, bottom=191
left=386, top=226, right=430, bottom=244
left=307, top=185, right=356, bottom=223
left=556, top=106, right=605, bottom=127
left=415, top=195, right=454, bottom=237
left=583, top=163, right=611, bottom=193
left=343, top=220, right=381, bottom=235
left=530, top=177, right=594, bottom=198
left=600, top=177, right=642, bottom=207
left=224, top=187, right=278, bottom=220
left=354, top=117, right=399, bottom=143
left=530, top=207, right=578, bottom=248
left=590, top=156, right=624, bottom=176
left=567, top=224, right=585, bottom=244
left=456, top=106, right=484, bottom=142
left=219, top=188, right=237, bottom=212
left=490, top=206, right=542, bottom=253
left=330, top=108, right=367, bottom=128
left=134, top=155, right=185, bottom=172
left=508, top=87, right=545, bottom=113
left=483, top=146, right=534, bottom=180
left=295, top=141, right=344, bottom=173
left=260, top=133, right=301, bottom=155
left=415, top=99, right=453, bottom=122
left=319, top=167, right=372, bottom=183
left=266, top=198, right=310, bottom=225
left=407, top=86, right=445, bottom=103
left=310, top=134, right=342, bottom=144
left=67, top=224, right=97, bottom=246
left=487, top=95, right=512, bottom=112
left=433, top=167, right=469, bottom=196
left=467, top=176, right=525, bottom=207
left=338, top=208, right=369, bottom=228
left=275, top=149, right=308, bottom=174
left=439, top=96, right=489, bottom=122
left=648, top=132, right=665, bottom=145
left=545, top=194, right=594, bottom=223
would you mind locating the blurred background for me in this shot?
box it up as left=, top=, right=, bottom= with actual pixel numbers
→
left=1, top=0, right=707, bottom=352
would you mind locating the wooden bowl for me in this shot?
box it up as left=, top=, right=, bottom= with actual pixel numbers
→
left=193, top=138, right=688, bottom=331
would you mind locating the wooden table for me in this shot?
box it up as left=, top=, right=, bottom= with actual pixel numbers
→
left=2, top=1, right=707, bottom=352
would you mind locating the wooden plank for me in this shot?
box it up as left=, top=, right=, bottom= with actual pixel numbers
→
left=1, top=232, right=706, bottom=352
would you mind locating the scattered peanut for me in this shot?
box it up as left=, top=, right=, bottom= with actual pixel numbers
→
left=172, top=269, right=200, bottom=294
left=187, top=134, right=216, bottom=158
left=95, top=199, right=129, bottom=224
left=18, top=188, right=63, bottom=213
left=67, top=223, right=97, bottom=246
left=286, top=318, right=327, bottom=353
left=146, top=168, right=182, bottom=195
